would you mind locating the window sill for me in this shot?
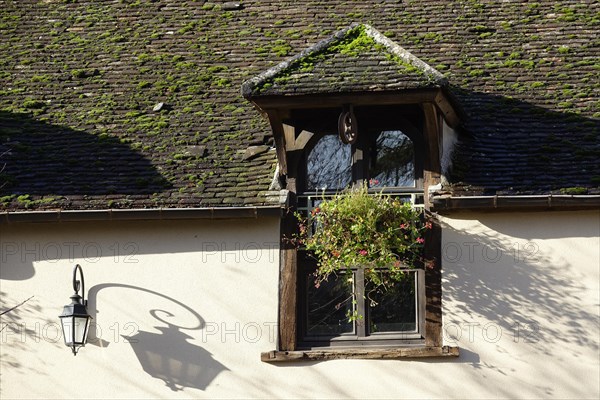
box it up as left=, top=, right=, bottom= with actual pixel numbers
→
left=261, top=346, right=459, bottom=362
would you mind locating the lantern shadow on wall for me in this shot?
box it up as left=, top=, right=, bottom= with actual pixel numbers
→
left=87, top=284, right=228, bottom=392
left=123, top=309, right=228, bottom=392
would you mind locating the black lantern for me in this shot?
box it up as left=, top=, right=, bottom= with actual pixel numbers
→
left=59, top=264, right=92, bottom=355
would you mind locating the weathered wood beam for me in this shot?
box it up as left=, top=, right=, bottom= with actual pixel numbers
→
left=434, top=91, right=460, bottom=129
left=291, top=130, right=314, bottom=151
left=254, top=90, right=440, bottom=111
left=261, top=346, right=459, bottom=362
left=422, top=102, right=442, bottom=209
left=283, top=123, right=296, bottom=150
left=266, top=110, right=288, bottom=176
left=278, top=200, right=298, bottom=351
left=424, top=216, right=443, bottom=347
left=422, top=102, right=441, bottom=175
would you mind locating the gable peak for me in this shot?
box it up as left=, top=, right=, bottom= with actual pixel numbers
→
left=242, top=23, right=447, bottom=98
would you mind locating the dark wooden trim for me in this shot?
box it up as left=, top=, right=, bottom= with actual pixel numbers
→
left=434, top=91, right=460, bottom=129
left=253, top=90, right=441, bottom=111
left=266, top=110, right=289, bottom=176
left=253, top=90, right=461, bottom=131
left=279, top=204, right=299, bottom=351
left=351, top=128, right=369, bottom=185
left=422, top=102, right=441, bottom=174
left=278, top=155, right=300, bottom=350
left=422, top=102, right=442, bottom=209
left=261, top=346, right=459, bottom=362
left=423, top=216, right=443, bottom=347
left=422, top=101, right=444, bottom=347
left=432, top=195, right=600, bottom=213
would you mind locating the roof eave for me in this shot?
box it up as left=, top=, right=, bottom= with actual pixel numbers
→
left=432, top=195, right=600, bottom=214
left=0, top=206, right=284, bottom=224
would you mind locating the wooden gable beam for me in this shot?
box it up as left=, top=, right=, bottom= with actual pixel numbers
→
left=434, top=91, right=460, bottom=129
left=266, top=110, right=288, bottom=177
left=422, top=102, right=442, bottom=209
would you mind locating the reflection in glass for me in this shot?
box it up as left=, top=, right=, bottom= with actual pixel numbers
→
left=370, top=131, right=415, bottom=187
left=307, top=134, right=351, bottom=190
left=367, top=271, right=417, bottom=333
left=306, top=273, right=354, bottom=336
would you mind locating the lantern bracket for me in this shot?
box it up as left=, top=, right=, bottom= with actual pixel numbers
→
left=72, top=264, right=86, bottom=306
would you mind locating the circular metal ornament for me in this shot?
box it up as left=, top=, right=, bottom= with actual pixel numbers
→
left=338, top=108, right=358, bottom=144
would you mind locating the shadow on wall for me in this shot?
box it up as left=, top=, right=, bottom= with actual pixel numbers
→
left=0, top=292, right=62, bottom=397
left=442, top=216, right=599, bottom=357
left=0, top=110, right=169, bottom=197
left=0, top=219, right=280, bottom=282
left=87, top=283, right=229, bottom=392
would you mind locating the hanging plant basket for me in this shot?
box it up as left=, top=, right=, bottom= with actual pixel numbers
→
left=296, top=184, right=431, bottom=288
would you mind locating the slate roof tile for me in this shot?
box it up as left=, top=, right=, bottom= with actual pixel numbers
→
left=1, top=0, right=599, bottom=211
left=242, top=24, right=446, bottom=97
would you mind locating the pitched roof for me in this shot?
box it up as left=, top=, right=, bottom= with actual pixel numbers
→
left=1, top=0, right=599, bottom=212
left=242, top=24, right=447, bottom=97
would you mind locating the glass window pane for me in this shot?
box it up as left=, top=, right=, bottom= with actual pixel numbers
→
left=367, top=271, right=417, bottom=333
left=370, top=130, right=415, bottom=188
left=307, top=135, right=351, bottom=190
left=306, top=273, right=354, bottom=336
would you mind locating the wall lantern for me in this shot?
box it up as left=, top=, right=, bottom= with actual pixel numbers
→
left=59, top=264, right=92, bottom=355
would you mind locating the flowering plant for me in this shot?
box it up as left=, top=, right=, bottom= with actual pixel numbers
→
left=297, top=183, right=430, bottom=288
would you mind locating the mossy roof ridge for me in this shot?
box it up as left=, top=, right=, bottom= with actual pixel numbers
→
left=0, top=0, right=599, bottom=212
left=242, top=24, right=447, bottom=97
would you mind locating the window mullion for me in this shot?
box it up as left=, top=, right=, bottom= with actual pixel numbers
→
left=418, top=268, right=426, bottom=339
left=351, top=138, right=368, bottom=186
left=355, top=268, right=367, bottom=338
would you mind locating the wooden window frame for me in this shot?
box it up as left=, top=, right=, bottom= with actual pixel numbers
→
left=297, top=264, right=426, bottom=348
left=253, top=91, right=460, bottom=362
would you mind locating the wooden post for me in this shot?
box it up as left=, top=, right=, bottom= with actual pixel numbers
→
left=421, top=102, right=443, bottom=347
left=278, top=203, right=298, bottom=351
left=278, top=153, right=299, bottom=350
left=424, top=216, right=442, bottom=347
left=266, top=110, right=288, bottom=177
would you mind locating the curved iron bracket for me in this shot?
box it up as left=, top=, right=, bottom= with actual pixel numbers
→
left=72, top=264, right=86, bottom=306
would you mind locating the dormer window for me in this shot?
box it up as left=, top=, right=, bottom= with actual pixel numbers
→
left=306, top=128, right=421, bottom=190
left=307, top=133, right=351, bottom=190
left=243, top=23, right=460, bottom=360
left=302, top=104, right=424, bottom=193
left=370, top=130, right=415, bottom=188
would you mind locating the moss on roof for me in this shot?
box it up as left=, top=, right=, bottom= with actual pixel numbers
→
left=242, top=24, right=446, bottom=97
left=0, top=0, right=599, bottom=211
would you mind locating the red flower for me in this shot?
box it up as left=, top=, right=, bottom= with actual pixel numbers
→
left=425, top=221, right=433, bottom=229
left=416, top=237, right=425, bottom=244
left=359, top=249, right=368, bottom=256
left=400, top=223, right=408, bottom=229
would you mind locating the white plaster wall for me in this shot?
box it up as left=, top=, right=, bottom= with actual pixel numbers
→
left=1, top=211, right=599, bottom=399
left=440, top=210, right=600, bottom=399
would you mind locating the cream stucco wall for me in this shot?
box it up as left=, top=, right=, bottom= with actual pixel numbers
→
left=1, top=211, right=599, bottom=399
left=440, top=210, right=599, bottom=399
